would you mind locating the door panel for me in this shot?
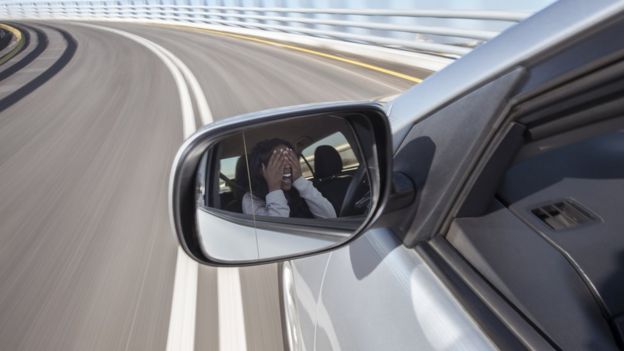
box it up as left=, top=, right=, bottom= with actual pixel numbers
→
left=293, top=228, right=495, bottom=351
left=290, top=253, right=332, bottom=351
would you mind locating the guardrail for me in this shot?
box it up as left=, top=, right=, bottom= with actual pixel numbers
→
left=0, top=1, right=529, bottom=57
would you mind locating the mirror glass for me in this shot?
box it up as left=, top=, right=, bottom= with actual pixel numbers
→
left=194, top=114, right=376, bottom=263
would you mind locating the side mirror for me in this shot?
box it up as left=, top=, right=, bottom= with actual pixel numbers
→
left=170, top=102, right=392, bottom=266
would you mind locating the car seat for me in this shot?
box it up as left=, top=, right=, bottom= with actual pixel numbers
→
left=313, top=145, right=353, bottom=214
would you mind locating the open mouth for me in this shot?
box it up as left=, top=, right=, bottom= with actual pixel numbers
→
left=282, top=172, right=292, bottom=184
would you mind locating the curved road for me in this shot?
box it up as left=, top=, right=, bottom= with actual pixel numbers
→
left=0, top=21, right=417, bottom=351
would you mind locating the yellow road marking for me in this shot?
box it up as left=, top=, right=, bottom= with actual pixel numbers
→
left=156, top=23, right=423, bottom=84
left=0, top=23, right=22, bottom=42
left=0, top=23, right=25, bottom=65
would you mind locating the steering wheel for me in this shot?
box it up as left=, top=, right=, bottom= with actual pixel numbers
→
left=339, top=165, right=371, bottom=217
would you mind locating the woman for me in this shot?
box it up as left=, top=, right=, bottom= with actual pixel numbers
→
left=242, top=138, right=337, bottom=218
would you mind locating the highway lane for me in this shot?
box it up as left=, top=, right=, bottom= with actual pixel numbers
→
left=0, top=22, right=182, bottom=351
left=0, top=20, right=418, bottom=350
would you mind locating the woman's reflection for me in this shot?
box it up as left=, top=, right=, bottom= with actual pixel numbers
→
left=242, top=138, right=336, bottom=219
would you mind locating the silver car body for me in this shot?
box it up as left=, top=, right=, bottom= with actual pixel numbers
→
left=285, top=1, right=624, bottom=350
left=287, top=230, right=496, bottom=350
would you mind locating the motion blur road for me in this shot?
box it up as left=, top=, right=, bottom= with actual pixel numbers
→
left=0, top=21, right=418, bottom=350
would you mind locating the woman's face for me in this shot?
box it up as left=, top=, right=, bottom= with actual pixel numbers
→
left=272, top=145, right=293, bottom=191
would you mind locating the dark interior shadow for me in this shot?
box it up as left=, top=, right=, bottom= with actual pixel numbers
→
left=349, top=136, right=436, bottom=279
left=499, top=130, right=624, bottom=203
left=599, top=250, right=624, bottom=348
left=0, top=23, right=48, bottom=82
left=0, top=24, right=76, bottom=114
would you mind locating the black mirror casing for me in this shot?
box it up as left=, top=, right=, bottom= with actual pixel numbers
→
left=169, top=101, right=393, bottom=266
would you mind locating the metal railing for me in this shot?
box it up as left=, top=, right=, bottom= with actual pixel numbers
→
left=0, top=1, right=530, bottom=57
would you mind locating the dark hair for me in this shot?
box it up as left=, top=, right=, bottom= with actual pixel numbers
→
left=247, top=138, right=313, bottom=218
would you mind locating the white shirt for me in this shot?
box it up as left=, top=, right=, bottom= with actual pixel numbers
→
left=242, top=177, right=337, bottom=218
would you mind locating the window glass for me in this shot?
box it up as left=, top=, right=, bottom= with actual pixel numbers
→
left=300, top=132, right=359, bottom=178
left=199, top=116, right=371, bottom=221
left=194, top=114, right=378, bottom=262
left=219, top=156, right=240, bottom=193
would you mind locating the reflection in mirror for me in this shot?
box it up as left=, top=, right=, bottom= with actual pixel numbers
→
left=195, top=114, right=375, bottom=262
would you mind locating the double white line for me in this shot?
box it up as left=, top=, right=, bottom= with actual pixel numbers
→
left=77, top=23, right=247, bottom=351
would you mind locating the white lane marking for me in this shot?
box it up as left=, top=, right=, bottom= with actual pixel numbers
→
left=77, top=23, right=195, bottom=137
left=75, top=23, right=199, bottom=351
left=78, top=23, right=248, bottom=351
left=159, top=49, right=213, bottom=126
left=168, top=246, right=199, bottom=351
left=218, top=268, right=248, bottom=351
left=151, top=29, right=250, bottom=351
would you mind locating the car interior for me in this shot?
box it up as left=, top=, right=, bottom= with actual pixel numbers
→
left=200, top=114, right=371, bottom=221
left=445, top=48, right=624, bottom=349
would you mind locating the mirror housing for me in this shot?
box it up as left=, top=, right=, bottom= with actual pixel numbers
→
left=169, top=102, right=393, bottom=266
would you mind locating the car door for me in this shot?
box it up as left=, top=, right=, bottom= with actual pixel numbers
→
left=287, top=1, right=624, bottom=350
left=290, top=230, right=498, bottom=351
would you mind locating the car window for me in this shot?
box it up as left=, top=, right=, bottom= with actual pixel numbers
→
left=198, top=115, right=374, bottom=221
left=300, top=131, right=359, bottom=178
left=219, top=155, right=240, bottom=193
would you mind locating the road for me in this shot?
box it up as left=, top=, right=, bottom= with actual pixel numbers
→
left=0, top=21, right=417, bottom=350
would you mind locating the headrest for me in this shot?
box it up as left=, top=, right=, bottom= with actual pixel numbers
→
left=314, top=145, right=342, bottom=179
left=234, top=156, right=249, bottom=192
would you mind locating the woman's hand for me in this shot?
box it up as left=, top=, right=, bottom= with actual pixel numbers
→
left=286, top=149, right=302, bottom=180
left=262, top=149, right=285, bottom=192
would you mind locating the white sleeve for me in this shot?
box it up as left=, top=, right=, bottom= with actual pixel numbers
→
left=293, top=177, right=337, bottom=218
left=242, top=191, right=290, bottom=217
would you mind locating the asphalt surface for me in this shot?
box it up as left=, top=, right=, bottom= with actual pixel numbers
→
left=0, top=21, right=416, bottom=351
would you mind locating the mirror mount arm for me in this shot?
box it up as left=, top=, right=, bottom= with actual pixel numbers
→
left=384, top=172, right=416, bottom=213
